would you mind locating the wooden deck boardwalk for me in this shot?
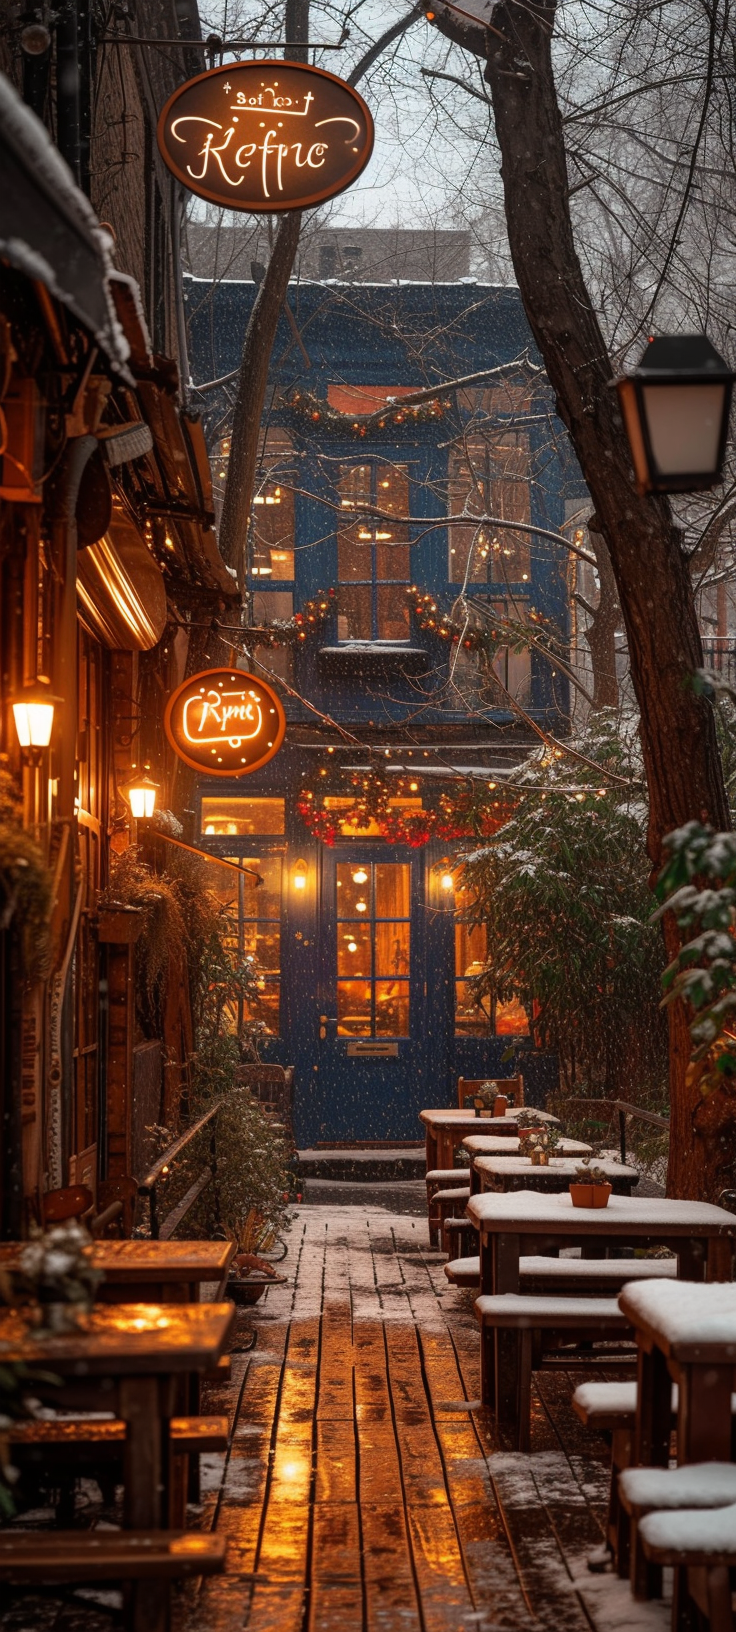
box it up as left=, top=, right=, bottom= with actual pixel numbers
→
left=188, top=1205, right=670, bottom=1632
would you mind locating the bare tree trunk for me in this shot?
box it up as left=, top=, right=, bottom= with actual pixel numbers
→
left=585, top=527, right=620, bottom=711
left=218, top=209, right=303, bottom=584
left=433, top=0, right=731, bottom=1197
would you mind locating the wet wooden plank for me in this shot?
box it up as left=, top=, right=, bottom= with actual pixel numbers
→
left=310, top=1502, right=363, bottom=1630
left=315, top=1420, right=357, bottom=1504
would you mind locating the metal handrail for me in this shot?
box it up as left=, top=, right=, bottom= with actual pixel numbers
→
left=612, top=1099, right=670, bottom=1165
left=138, top=1099, right=225, bottom=1239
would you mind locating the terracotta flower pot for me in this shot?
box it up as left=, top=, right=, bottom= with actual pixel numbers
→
left=569, top=1182, right=612, bottom=1209
left=493, top=1095, right=508, bottom=1117
left=518, top=1126, right=544, bottom=1145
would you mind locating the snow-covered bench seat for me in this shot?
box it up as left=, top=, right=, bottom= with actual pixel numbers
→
left=620, top=1463, right=736, bottom=1518
left=444, top=1255, right=480, bottom=1287
left=426, top=1169, right=468, bottom=1246
left=444, top=1254, right=679, bottom=1295
left=474, top=1293, right=633, bottom=1450
left=442, top=1210, right=477, bottom=1257
left=639, top=1502, right=736, bottom=1629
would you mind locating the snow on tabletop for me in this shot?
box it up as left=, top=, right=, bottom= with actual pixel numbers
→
left=444, top=1256, right=480, bottom=1275
left=639, top=1501, right=736, bottom=1554
left=620, top=1463, right=736, bottom=1509
left=475, top=1156, right=639, bottom=1177
left=463, top=1135, right=591, bottom=1153
left=619, top=1278, right=736, bottom=1344
left=467, top=1188, right=736, bottom=1225
left=574, top=1380, right=638, bottom=1415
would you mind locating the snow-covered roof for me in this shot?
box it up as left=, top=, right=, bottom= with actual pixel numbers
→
left=0, top=72, right=132, bottom=379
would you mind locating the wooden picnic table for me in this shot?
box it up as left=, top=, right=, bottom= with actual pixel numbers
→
left=420, top=1107, right=560, bottom=1171
left=474, top=1155, right=640, bottom=1196
left=0, top=1301, right=234, bottom=1528
left=619, top=1279, right=736, bottom=1470
left=462, top=1135, right=592, bottom=1193
left=0, top=1238, right=236, bottom=1304
left=466, top=1190, right=736, bottom=1433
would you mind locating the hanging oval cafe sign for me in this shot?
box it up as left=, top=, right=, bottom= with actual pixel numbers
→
left=164, top=669, right=287, bottom=776
left=157, top=61, right=374, bottom=212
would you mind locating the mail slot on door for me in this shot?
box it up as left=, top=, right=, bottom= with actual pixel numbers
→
left=346, top=1041, right=399, bottom=1057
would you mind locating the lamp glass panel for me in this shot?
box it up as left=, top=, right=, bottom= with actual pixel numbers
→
left=641, top=381, right=726, bottom=475
left=13, top=701, right=54, bottom=748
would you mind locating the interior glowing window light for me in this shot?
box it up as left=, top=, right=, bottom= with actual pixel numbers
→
left=348, top=940, right=358, bottom=952
left=352, top=868, right=368, bottom=884
left=253, top=496, right=265, bottom=505
left=204, top=824, right=215, bottom=834
left=356, top=899, right=367, bottom=913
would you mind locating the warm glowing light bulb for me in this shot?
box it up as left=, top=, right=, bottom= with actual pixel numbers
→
left=127, top=774, right=158, bottom=819
left=441, top=872, right=454, bottom=892
left=13, top=693, right=55, bottom=749
left=356, top=899, right=367, bottom=913
left=348, top=941, right=358, bottom=953
left=352, top=868, right=368, bottom=884
left=293, top=860, right=308, bottom=890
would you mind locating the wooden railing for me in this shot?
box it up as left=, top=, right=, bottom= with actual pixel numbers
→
left=138, top=1100, right=224, bottom=1240
left=612, top=1100, right=670, bottom=1165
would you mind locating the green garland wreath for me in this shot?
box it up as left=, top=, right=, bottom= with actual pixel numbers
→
left=296, top=763, right=517, bottom=848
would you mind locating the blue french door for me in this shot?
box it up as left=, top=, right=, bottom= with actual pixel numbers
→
left=312, top=844, right=428, bottom=1142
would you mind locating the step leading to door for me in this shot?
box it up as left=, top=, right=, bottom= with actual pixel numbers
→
left=297, top=1146, right=426, bottom=1182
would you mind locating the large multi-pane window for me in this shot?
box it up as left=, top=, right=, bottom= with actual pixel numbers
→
left=202, top=799, right=284, bottom=1036
left=448, top=434, right=531, bottom=585
left=454, top=884, right=529, bottom=1037
left=336, top=862, right=410, bottom=1035
left=337, top=463, right=411, bottom=640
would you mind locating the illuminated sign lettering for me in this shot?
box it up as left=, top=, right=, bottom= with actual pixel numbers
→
left=164, top=668, right=286, bottom=776
left=157, top=62, right=374, bottom=212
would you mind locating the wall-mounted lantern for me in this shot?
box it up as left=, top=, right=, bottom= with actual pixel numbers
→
left=125, top=772, right=158, bottom=820
left=616, top=334, right=735, bottom=494
left=440, top=871, right=455, bottom=893
left=13, top=685, right=56, bottom=757
left=292, top=858, right=308, bottom=892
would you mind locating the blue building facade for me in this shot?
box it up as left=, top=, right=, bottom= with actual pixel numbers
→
left=185, top=275, right=583, bottom=1145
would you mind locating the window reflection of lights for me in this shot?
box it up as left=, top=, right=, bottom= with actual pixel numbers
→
left=380, top=479, right=390, bottom=488
left=375, top=531, right=391, bottom=540
left=358, top=529, right=372, bottom=540
left=204, top=824, right=215, bottom=834
left=356, top=899, right=367, bottom=913
left=352, top=868, right=368, bottom=884
left=348, top=941, right=358, bottom=953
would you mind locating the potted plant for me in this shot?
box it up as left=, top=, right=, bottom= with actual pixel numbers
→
left=473, top=1081, right=508, bottom=1117
left=515, top=1106, right=547, bottom=1145
left=17, top=1220, right=103, bottom=1333
left=569, top=1160, right=612, bottom=1209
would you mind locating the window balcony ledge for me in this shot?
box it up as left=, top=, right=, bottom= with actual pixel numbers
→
left=317, top=643, right=430, bottom=676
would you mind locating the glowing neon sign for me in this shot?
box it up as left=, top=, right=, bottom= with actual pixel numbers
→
left=157, top=62, right=374, bottom=212
left=164, top=669, right=286, bottom=776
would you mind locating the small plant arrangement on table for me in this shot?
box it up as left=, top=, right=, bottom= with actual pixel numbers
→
left=515, top=1106, right=547, bottom=1146
left=473, top=1081, right=508, bottom=1117
left=14, top=1221, right=103, bottom=1334
left=569, top=1159, right=612, bottom=1209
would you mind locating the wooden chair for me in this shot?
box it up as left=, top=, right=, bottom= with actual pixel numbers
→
left=42, top=1185, right=94, bottom=1224
left=457, top=1073, right=525, bottom=1110
left=0, top=1530, right=226, bottom=1632
left=95, top=1176, right=138, bottom=1237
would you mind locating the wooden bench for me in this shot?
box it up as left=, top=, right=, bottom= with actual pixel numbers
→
left=638, top=1503, right=736, bottom=1631
left=445, top=1253, right=679, bottom=1293
left=10, top=1414, right=228, bottom=1455
left=442, top=1214, right=477, bottom=1258
left=474, top=1292, right=633, bottom=1449
left=10, top=1415, right=228, bottom=1525
left=0, top=1530, right=226, bottom=1632
left=433, top=1186, right=470, bottom=1250
left=426, top=1168, right=469, bottom=1246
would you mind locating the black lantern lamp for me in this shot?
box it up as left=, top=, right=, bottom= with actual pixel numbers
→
left=616, top=334, right=735, bottom=495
